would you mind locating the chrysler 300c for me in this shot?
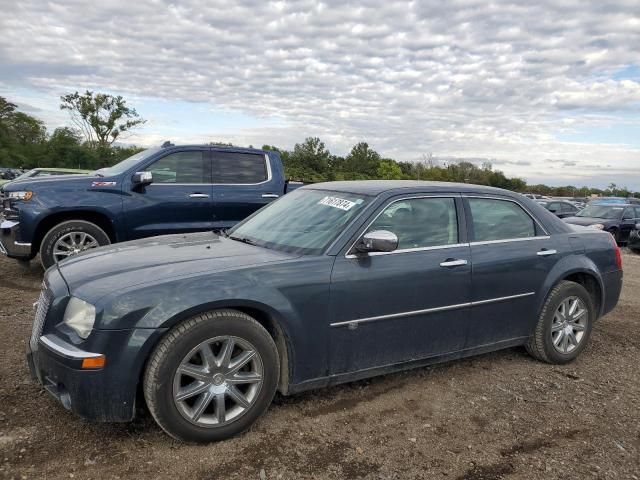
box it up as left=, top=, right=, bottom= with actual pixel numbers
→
left=27, top=181, right=623, bottom=442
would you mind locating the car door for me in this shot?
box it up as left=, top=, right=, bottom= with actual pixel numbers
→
left=619, top=207, right=637, bottom=242
left=560, top=202, right=579, bottom=218
left=211, top=150, right=279, bottom=229
left=464, top=196, right=559, bottom=346
left=328, top=195, right=472, bottom=374
left=124, top=148, right=214, bottom=239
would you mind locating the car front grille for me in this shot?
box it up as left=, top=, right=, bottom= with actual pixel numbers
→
left=30, top=285, right=52, bottom=352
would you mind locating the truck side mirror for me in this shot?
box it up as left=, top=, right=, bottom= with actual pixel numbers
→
left=635, top=223, right=640, bottom=230
left=132, top=171, right=153, bottom=187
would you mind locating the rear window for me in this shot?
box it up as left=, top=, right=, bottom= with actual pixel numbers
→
left=469, top=198, right=536, bottom=242
left=214, top=152, right=267, bottom=184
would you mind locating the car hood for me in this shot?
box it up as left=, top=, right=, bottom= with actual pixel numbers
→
left=2, top=174, right=103, bottom=192
left=563, top=216, right=616, bottom=226
left=56, top=232, right=296, bottom=301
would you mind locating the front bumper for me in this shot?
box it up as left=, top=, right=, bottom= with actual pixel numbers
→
left=26, top=328, right=163, bottom=423
left=0, top=218, right=32, bottom=259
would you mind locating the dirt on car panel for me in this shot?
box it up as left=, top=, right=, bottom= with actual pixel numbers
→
left=1, top=253, right=640, bottom=479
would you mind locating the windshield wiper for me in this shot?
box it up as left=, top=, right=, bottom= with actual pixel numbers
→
left=229, top=235, right=256, bottom=245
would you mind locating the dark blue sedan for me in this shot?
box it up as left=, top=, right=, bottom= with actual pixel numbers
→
left=27, top=181, right=623, bottom=442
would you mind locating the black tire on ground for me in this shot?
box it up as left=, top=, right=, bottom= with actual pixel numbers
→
left=143, top=309, right=280, bottom=443
left=39, top=220, right=111, bottom=269
left=526, top=280, right=595, bottom=364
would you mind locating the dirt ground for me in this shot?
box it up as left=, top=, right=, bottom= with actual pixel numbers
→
left=0, top=253, right=639, bottom=480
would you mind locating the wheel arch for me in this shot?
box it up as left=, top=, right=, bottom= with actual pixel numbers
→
left=141, top=300, right=295, bottom=396
left=32, top=209, right=117, bottom=254
left=540, top=258, right=605, bottom=320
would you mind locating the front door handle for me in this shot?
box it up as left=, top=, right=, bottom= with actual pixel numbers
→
left=440, top=259, right=469, bottom=268
left=262, top=193, right=279, bottom=199
left=189, top=193, right=210, bottom=198
left=537, top=249, right=557, bottom=256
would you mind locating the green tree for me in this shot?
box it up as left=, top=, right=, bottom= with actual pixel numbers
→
left=343, top=142, right=381, bottom=178
left=287, top=137, right=331, bottom=181
left=60, top=91, right=146, bottom=149
left=377, top=159, right=403, bottom=179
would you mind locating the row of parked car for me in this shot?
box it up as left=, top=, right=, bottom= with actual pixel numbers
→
left=0, top=143, right=626, bottom=443
left=0, top=167, right=90, bottom=186
left=532, top=196, right=640, bottom=250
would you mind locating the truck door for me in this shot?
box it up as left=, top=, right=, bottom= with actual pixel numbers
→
left=123, top=148, right=215, bottom=239
left=211, top=150, right=280, bottom=229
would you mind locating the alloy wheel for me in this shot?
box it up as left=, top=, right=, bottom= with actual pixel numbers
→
left=551, top=296, right=587, bottom=354
left=52, top=232, right=99, bottom=262
left=172, top=336, right=264, bottom=427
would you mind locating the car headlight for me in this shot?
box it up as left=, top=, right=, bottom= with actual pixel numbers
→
left=8, top=191, right=33, bottom=201
left=63, top=297, right=96, bottom=339
left=591, top=224, right=605, bottom=230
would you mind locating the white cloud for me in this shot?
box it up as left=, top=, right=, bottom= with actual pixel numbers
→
left=1, top=0, right=640, bottom=187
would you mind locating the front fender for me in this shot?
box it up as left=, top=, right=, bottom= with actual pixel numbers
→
left=538, top=253, right=604, bottom=317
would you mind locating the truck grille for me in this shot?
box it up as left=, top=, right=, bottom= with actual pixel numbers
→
left=30, top=285, right=52, bottom=352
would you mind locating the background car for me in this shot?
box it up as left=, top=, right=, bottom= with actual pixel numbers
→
left=563, top=203, right=640, bottom=244
left=536, top=199, right=581, bottom=218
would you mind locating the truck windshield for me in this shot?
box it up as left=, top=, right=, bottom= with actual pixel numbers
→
left=576, top=205, right=624, bottom=219
left=227, top=189, right=370, bottom=255
left=92, top=148, right=161, bottom=177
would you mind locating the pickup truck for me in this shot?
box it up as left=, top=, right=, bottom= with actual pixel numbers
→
left=0, top=143, right=300, bottom=268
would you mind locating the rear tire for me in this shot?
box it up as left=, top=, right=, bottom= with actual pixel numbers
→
left=526, top=281, right=594, bottom=364
left=143, top=309, right=279, bottom=443
left=39, top=220, right=110, bottom=269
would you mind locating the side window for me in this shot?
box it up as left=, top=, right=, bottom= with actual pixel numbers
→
left=547, top=202, right=561, bottom=212
left=634, top=207, right=640, bottom=219
left=367, top=197, right=458, bottom=249
left=213, top=152, right=267, bottom=184
left=469, top=198, right=536, bottom=242
left=144, top=151, right=207, bottom=184
left=622, top=207, right=634, bottom=220
left=562, top=203, right=577, bottom=214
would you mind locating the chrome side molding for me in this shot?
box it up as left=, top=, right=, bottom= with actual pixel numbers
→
left=330, top=291, right=536, bottom=328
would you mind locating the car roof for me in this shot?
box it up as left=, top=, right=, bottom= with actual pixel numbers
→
left=303, top=180, right=520, bottom=197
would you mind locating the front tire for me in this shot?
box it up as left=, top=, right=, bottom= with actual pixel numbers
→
left=526, top=281, right=595, bottom=364
left=143, top=310, right=279, bottom=443
left=39, top=220, right=110, bottom=269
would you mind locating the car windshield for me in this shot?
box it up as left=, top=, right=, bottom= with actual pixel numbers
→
left=227, top=189, right=370, bottom=255
left=576, top=205, right=624, bottom=219
left=93, top=148, right=161, bottom=177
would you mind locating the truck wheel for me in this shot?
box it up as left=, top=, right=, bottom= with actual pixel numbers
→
left=526, top=281, right=594, bottom=364
left=39, top=220, right=111, bottom=269
left=143, top=309, right=279, bottom=443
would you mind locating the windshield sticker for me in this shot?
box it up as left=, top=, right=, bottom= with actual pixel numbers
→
left=318, top=196, right=358, bottom=211
left=91, top=181, right=117, bottom=187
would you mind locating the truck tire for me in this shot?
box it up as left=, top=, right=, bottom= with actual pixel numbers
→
left=143, top=309, right=279, bottom=443
left=39, top=220, right=111, bottom=269
left=526, top=281, right=594, bottom=364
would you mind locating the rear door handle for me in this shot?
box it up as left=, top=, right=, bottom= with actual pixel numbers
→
left=262, top=193, right=279, bottom=198
left=537, top=249, right=557, bottom=256
left=439, top=259, right=469, bottom=268
left=189, top=193, right=210, bottom=198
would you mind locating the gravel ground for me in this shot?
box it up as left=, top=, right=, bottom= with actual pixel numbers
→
left=1, top=253, right=639, bottom=480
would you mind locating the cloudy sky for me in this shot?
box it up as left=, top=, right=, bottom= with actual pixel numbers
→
left=1, top=0, right=640, bottom=188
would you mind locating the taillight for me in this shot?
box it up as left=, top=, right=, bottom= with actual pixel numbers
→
left=612, top=235, right=623, bottom=271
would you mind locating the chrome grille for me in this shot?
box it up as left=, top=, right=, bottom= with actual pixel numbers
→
left=30, top=286, right=52, bottom=352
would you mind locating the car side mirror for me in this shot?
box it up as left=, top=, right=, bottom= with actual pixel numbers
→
left=356, top=230, right=399, bottom=253
left=132, top=171, right=153, bottom=187
left=548, top=208, right=557, bottom=213
left=635, top=223, right=640, bottom=230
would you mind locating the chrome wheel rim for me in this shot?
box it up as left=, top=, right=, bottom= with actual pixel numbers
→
left=52, top=232, right=99, bottom=262
left=172, top=336, right=263, bottom=427
left=551, top=296, right=587, bottom=354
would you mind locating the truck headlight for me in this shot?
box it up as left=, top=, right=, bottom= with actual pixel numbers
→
left=8, top=191, right=33, bottom=201
left=63, top=297, right=96, bottom=339
left=591, top=224, right=605, bottom=230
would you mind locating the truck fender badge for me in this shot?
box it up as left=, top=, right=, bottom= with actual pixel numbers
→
left=91, top=181, right=117, bottom=187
